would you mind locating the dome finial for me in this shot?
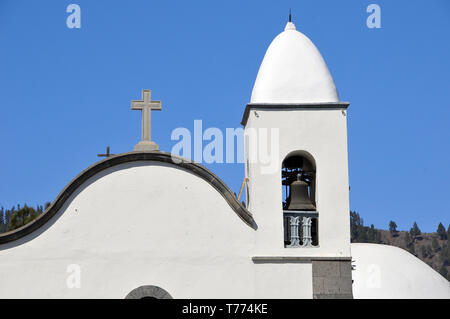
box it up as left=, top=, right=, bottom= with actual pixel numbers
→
left=285, top=9, right=296, bottom=31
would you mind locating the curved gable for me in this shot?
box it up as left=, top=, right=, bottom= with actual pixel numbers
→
left=0, top=151, right=255, bottom=245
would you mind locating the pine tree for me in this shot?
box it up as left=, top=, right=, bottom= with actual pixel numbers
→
left=6, top=205, right=39, bottom=232
left=404, top=232, right=413, bottom=247
left=408, top=244, right=415, bottom=255
left=421, top=246, right=428, bottom=258
left=410, top=222, right=421, bottom=237
left=440, top=243, right=449, bottom=266
left=0, top=207, right=5, bottom=233
left=0, top=202, right=47, bottom=234
left=389, top=221, right=398, bottom=236
left=432, top=237, right=440, bottom=251
left=437, top=223, right=447, bottom=240
left=439, top=265, right=448, bottom=278
left=425, top=245, right=433, bottom=258
left=350, top=211, right=359, bottom=242
left=350, top=211, right=367, bottom=242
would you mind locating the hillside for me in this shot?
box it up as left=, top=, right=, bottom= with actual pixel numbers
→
left=380, top=230, right=449, bottom=274
left=351, top=211, right=450, bottom=281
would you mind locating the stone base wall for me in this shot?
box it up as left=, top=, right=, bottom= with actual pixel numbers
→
left=312, top=260, right=353, bottom=299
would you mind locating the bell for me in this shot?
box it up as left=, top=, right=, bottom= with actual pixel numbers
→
left=287, top=174, right=316, bottom=211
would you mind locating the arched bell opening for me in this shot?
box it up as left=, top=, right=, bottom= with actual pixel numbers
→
left=282, top=152, right=316, bottom=210
left=282, top=151, right=319, bottom=248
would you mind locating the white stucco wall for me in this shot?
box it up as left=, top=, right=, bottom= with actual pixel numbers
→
left=351, top=243, right=450, bottom=299
left=245, top=108, right=351, bottom=258
left=1, top=160, right=447, bottom=299
left=0, top=161, right=313, bottom=298
left=254, top=262, right=312, bottom=298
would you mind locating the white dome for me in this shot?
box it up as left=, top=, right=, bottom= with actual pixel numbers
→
left=250, top=22, right=339, bottom=104
left=351, top=243, right=450, bottom=299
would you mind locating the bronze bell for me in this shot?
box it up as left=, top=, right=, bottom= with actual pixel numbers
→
left=287, top=174, right=316, bottom=211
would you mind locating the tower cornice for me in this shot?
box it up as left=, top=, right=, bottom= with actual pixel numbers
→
left=241, top=102, right=350, bottom=126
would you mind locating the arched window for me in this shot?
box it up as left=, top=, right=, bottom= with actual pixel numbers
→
left=282, top=153, right=316, bottom=209
left=125, top=285, right=173, bottom=299
left=282, top=152, right=318, bottom=248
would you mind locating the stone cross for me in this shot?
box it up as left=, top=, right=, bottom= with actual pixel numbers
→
left=131, top=89, right=162, bottom=151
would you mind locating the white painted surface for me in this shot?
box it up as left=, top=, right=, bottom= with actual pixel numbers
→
left=250, top=22, right=339, bottom=104
left=245, top=108, right=351, bottom=259
left=254, top=262, right=312, bottom=298
left=0, top=162, right=312, bottom=298
left=351, top=243, right=450, bottom=299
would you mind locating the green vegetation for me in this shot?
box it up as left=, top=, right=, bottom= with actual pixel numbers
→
left=350, top=211, right=449, bottom=281
left=0, top=203, right=49, bottom=233
left=437, top=222, right=447, bottom=240
left=410, top=222, right=421, bottom=237
left=350, top=211, right=382, bottom=244
left=389, top=220, right=398, bottom=236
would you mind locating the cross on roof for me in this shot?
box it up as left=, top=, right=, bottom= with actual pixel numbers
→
left=97, top=146, right=114, bottom=158
left=131, top=89, right=162, bottom=151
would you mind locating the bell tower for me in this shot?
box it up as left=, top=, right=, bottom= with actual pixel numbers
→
left=243, top=19, right=353, bottom=298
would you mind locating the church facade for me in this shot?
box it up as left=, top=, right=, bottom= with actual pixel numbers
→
left=0, top=20, right=449, bottom=299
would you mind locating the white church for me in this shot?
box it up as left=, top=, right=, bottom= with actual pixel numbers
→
left=0, top=19, right=449, bottom=299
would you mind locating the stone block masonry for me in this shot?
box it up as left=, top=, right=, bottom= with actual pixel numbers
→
left=312, top=260, right=353, bottom=299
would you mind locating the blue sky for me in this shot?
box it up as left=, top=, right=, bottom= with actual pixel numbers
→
left=0, top=0, right=449, bottom=232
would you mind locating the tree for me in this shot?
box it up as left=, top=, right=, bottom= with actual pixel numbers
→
left=425, top=245, right=433, bottom=258
left=389, top=221, right=398, bottom=236
left=0, top=207, right=4, bottom=233
left=0, top=203, right=48, bottom=234
left=349, top=211, right=383, bottom=243
left=437, top=223, right=447, bottom=240
left=404, top=232, right=412, bottom=247
left=350, top=211, right=362, bottom=242
left=350, top=211, right=368, bottom=243
left=439, top=265, right=448, bottom=279
left=410, top=222, right=421, bottom=237
left=0, top=206, right=16, bottom=233
left=421, top=246, right=428, bottom=258
left=447, top=225, right=450, bottom=243
left=6, top=205, right=39, bottom=232
left=432, top=237, right=440, bottom=251
left=367, top=224, right=382, bottom=243
left=440, top=243, right=450, bottom=266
